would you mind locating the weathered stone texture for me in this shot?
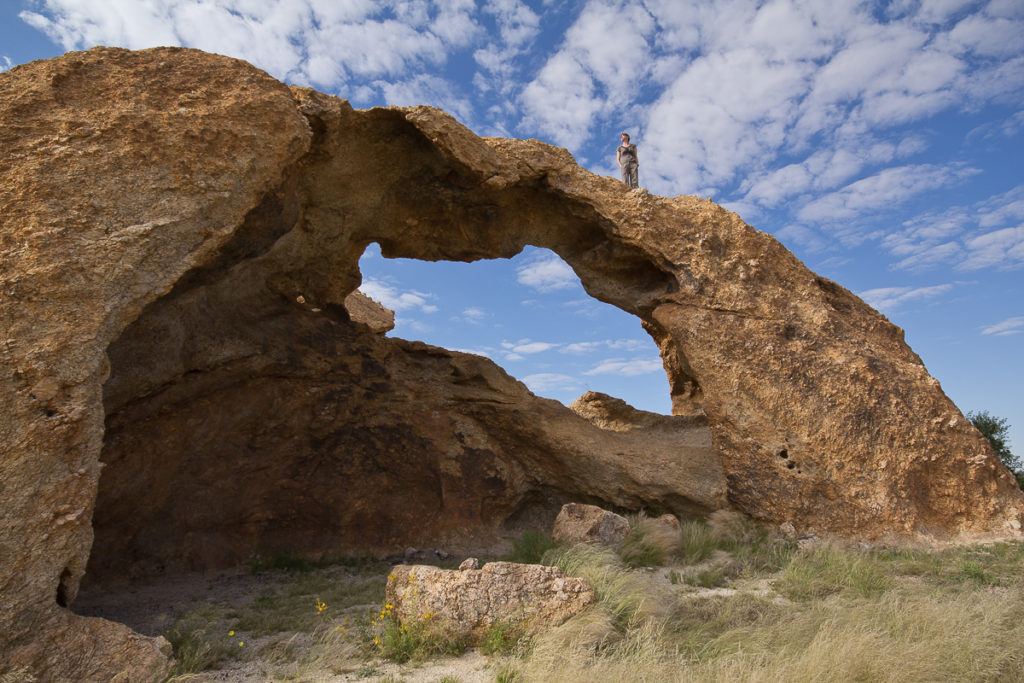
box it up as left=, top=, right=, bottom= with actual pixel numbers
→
left=386, top=562, right=595, bottom=641
left=552, top=503, right=631, bottom=547
left=2, top=46, right=1022, bottom=680
left=1, top=47, right=309, bottom=680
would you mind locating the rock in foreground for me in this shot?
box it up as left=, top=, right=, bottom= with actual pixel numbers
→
left=552, top=503, right=631, bottom=547
left=385, top=562, right=595, bottom=642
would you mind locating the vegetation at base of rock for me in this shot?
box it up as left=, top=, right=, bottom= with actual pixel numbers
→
left=374, top=614, right=466, bottom=664
left=775, top=546, right=889, bottom=600
left=504, top=530, right=558, bottom=564
left=493, top=663, right=522, bottom=683
left=163, top=607, right=241, bottom=675
left=146, top=530, right=1024, bottom=681
left=968, top=410, right=1021, bottom=487
left=479, top=620, right=526, bottom=656
left=620, top=515, right=682, bottom=567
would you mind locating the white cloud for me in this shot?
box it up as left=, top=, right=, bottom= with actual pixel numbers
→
left=358, top=277, right=438, bottom=313
left=561, top=339, right=650, bottom=354
left=515, top=253, right=579, bottom=292
left=520, top=0, right=655, bottom=149
left=981, top=316, right=1024, bottom=336
left=474, top=0, right=540, bottom=95
left=583, top=357, right=663, bottom=376
left=885, top=186, right=1024, bottom=272
left=0, top=56, right=12, bottom=73
left=463, top=307, right=487, bottom=320
left=522, top=373, right=582, bottom=393
left=19, top=1, right=478, bottom=93
left=501, top=339, right=559, bottom=354
left=858, top=284, right=953, bottom=312
left=797, top=164, right=978, bottom=223
left=958, top=226, right=1024, bottom=271
left=562, top=341, right=601, bottom=353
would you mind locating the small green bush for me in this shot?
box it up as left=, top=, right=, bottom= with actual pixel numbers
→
left=505, top=529, right=558, bottom=564
left=479, top=620, right=525, bottom=655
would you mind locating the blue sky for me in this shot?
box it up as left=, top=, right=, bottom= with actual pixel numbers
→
left=2, top=0, right=1021, bottom=453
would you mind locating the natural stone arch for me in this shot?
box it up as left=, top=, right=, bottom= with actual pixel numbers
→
left=2, top=47, right=1021, bottom=680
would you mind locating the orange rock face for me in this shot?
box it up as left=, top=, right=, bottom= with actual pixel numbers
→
left=1, top=47, right=1021, bottom=679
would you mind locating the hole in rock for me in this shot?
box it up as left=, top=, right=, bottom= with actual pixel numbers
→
left=56, top=567, right=72, bottom=607
left=358, top=244, right=674, bottom=413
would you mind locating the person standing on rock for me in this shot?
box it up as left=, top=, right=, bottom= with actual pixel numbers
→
left=617, top=132, right=639, bottom=189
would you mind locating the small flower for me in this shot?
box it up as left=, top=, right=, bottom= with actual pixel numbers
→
left=238, top=641, right=244, bottom=647
left=228, top=630, right=235, bottom=636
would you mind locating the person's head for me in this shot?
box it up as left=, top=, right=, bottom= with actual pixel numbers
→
left=620, top=132, right=630, bottom=143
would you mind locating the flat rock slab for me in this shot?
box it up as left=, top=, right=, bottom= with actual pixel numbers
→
left=385, top=562, right=595, bottom=642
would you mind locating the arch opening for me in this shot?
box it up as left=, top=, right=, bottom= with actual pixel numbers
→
left=78, top=202, right=722, bottom=592
left=357, top=243, right=678, bottom=415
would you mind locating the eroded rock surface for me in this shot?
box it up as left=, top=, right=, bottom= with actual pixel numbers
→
left=386, top=563, right=595, bottom=641
left=2, top=46, right=1022, bottom=679
left=552, top=503, right=631, bottom=547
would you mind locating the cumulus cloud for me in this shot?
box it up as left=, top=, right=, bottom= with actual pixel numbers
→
left=561, top=339, right=650, bottom=354
left=359, top=277, right=438, bottom=313
left=858, top=284, right=953, bottom=312
left=19, top=0, right=479, bottom=93
left=797, top=164, right=979, bottom=223
left=958, top=226, right=1024, bottom=271
left=521, top=0, right=655, bottom=149
left=515, top=252, right=579, bottom=292
left=502, top=339, right=559, bottom=354
left=981, top=316, right=1024, bottom=336
left=583, top=357, right=664, bottom=376
left=522, top=373, right=582, bottom=393
left=884, top=185, right=1024, bottom=272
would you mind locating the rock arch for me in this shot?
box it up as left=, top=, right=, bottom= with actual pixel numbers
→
left=1, top=47, right=1021, bottom=680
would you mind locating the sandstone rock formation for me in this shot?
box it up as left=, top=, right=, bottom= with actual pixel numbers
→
left=386, top=562, right=595, bottom=642
left=552, top=503, right=631, bottom=547
left=2, top=46, right=1022, bottom=679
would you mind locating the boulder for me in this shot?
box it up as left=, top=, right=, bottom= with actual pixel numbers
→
left=385, top=562, right=595, bottom=641
left=552, top=503, right=631, bottom=546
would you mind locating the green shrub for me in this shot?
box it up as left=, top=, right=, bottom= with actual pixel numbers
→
left=967, top=410, right=1019, bottom=472
left=505, top=530, right=558, bottom=564
left=479, top=620, right=526, bottom=655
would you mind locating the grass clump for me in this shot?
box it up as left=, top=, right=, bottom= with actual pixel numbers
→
left=505, top=530, right=558, bottom=564
left=231, top=571, right=384, bottom=636
left=776, top=545, right=889, bottom=601
left=163, top=607, right=241, bottom=676
left=479, top=620, right=526, bottom=656
left=544, top=543, right=652, bottom=626
left=371, top=604, right=465, bottom=664
left=620, top=515, right=683, bottom=567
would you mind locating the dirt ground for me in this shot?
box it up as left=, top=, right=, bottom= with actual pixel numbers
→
left=73, top=564, right=505, bottom=682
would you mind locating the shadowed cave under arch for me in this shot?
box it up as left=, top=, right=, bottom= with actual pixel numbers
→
left=87, top=203, right=720, bottom=584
